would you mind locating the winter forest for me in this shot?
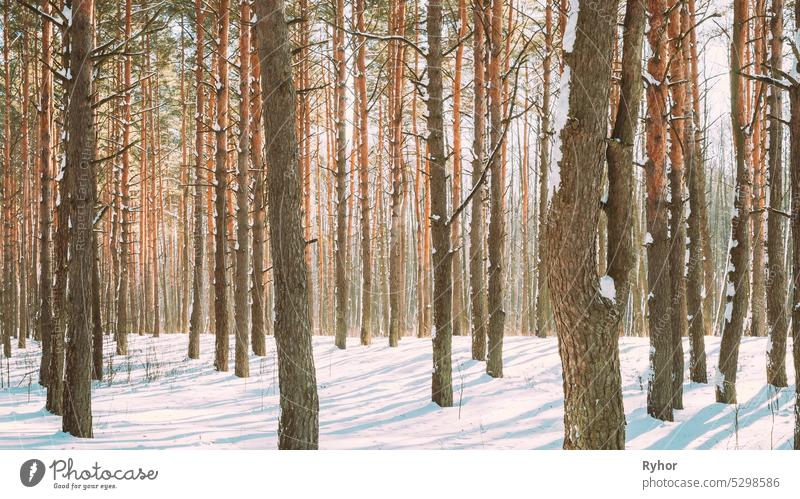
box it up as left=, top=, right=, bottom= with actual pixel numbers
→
left=0, top=0, right=799, bottom=451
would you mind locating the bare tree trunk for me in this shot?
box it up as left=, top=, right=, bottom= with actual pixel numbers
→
left=485, top=0, right=505, bottom=378
left=425, top=0, right=453, bottom=407
left=450, top=0, right=468, bottom=338
left=115, top=0, right=132, bottom=356
left=716, top=0, right=752, bottom=404
left=234, top=0, right=251, bottom=378
left=355, top=0, right=372, bottom=346
left=62, top=0, right=95, bottom=438
left=666, top=0, right=687, bottom=410
left=334, top=0, right=348, bottom=349
left=188, top=0, right=206, bottom=359
left=534, top=2, right=553, bottom=339
left=750, top=0, right=767, bottom=339
left=253, top=0, right=319, bottom=449
left=37, top=0, right=54, bottom=386
left=469, top=0, right=488, bottom=361
left=250, top=27, right=267, bottom=356
left=644, top=0, right=673, bottom=421
left=213, top=0, right=231, bottom=372
left=766, top=0, right=788, bottom=387
left=545, top=0, right=639, bottom=449
left=1, top=0, right=11, bottom=359
left=789, top=3, right=800, bottom=450
left=685, top=0, right=707, bottom=383
left=388, top=0, right=406, bottom=347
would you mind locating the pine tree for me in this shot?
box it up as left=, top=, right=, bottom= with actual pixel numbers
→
left=253, top=0, right=320, bottom=450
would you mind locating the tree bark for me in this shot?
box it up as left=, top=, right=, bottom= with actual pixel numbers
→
left=789, top=1, right=800, bottom=450
left=666, top=0, right=687, bottom=410
left=685, top=0, right=708, bottom=384
left=486, top=0, right=505, bottom=378
left=250, top=26, right=268, bottom=356
left=234, top=0, right=251, bottom=378
left=254, top=0, right=319, bottom=449
left=766, top=0, right=788, bottom=387
left=62, top=0, right=96, bottom=438
left=188, top=0, right=206, bottom=360
left=644, top=0, right=673, bottom=421
left=334, top=0, right=348, bottom=349
left=37, top=0, right=54, bottom=386
left=213, top=0, right=231, bottom=372
left=450, top=0, right=468, bottom=338
left=716, top=0, right=752, bottom=404
left=544, top=0, right=637, bottom=449
left=388, top=0, right=406, bottom=347
left=469, top=0, right=488, bottom=361
left=426, top=0, right=453, bottom=407
left=355, top=0, right=372, bottom=346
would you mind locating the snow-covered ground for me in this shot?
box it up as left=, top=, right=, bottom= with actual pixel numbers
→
left=0, top=334, right=795, bottom=449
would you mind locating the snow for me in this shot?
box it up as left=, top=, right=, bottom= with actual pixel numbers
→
left=644, top=232, right=654, bottom=245
left=2, top=334, right=795, bottom=450
left=724, top=301, right=733, bottom=323
left=599, top=275, right=616, bottom=303
left=562, top=0, right=579, bottom=53
left=643, top=72, right=661, bottom=87
left=549, top=65, right=571, bottom=194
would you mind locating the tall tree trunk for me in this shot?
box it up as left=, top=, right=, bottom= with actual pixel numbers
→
left=685, top=0, right=707, bottom=384
left=19, top=29, right=30, bottom=349
left=716, top=0, right=752, bottom=404
left=37, top=0, right=54, bottom=386
left=789, top=0, right=800, bottom=451
left=644, top=0, right=673, bottom=421
left=1, top=0, right=11, bottom=358
left=250, top=26, right=267, bottom=356
left=750, top=0, right=767, bottom=339
left=355, top=0, right=372, bottom=346
left=426, top=0, right=453, bottom=407
left=116, top=0, right=132, bottom=356
left=188, top=0, right=205, bottom=360
left=766, top=0, right=788, bottom=387
left=180, top=17, right=190, bottom=335
left=469, top=0, right=488, bottom=361
left=545, top=0, right=639, bottom=449
left=666, top=0, right=687, bottom=410
left=334, top=0, right=348, bottom=349
left=62, top=0, right=96, bottom=438
left=253, top=0, right=320, bottom=449
left=450, top=0, right=468, bottom=338
left=485, top=0, right=505, bottom=378
left=234, top=0, right=251, bottom=378
left=535, top=1, right=553, bottom=339
left=213, top=0, right=231, bottom=372
left=388, top=0, right=406, bottom=347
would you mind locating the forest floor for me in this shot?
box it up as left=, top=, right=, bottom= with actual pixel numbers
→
left=0, top=334, right=796, bottom=449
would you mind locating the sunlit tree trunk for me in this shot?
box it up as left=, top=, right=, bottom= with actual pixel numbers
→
left=545, top=0, right=640, bottom=449
left=334, top=0, right=348, bottom=349
left=62, top=0, right=96, bottom=438
left=666, top=0, right=687, bottom=410
left=766, top=0, right=788, bottom=387
left=486, top=0, right=505, bottom=378
left=250, top=26, right=267, bottom=356
left=469, top=0, right=488, bottom=361
left=644, top=0, right=673, bottom=421
left=37, top=0, right=54, bottom=386
left=188, top=0, right=206, bottom=360
left=213, top=0, right=231, bottom=371
left=253, top=0, right=320, bottom=449
left=685, top=0, right=707, bottom=383
left=716, top=0, right=752, bottom=404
